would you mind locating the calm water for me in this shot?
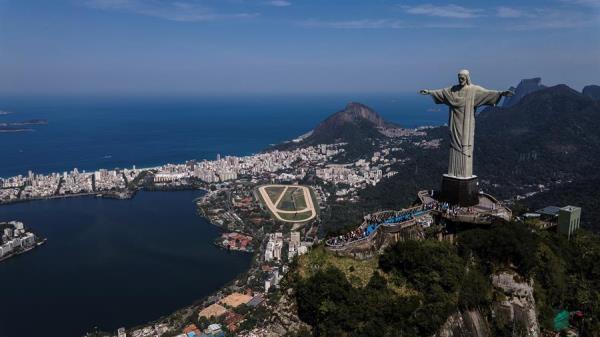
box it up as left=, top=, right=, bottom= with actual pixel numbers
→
left=0, top=190, right=252, bottom=337
left=0, top=94, right=445, bottom=178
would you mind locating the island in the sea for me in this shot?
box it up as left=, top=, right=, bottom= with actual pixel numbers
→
left=0, top=119, right=48, bottom=133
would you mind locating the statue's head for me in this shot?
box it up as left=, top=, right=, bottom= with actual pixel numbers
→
left=457, top=69, right=471, bottom=86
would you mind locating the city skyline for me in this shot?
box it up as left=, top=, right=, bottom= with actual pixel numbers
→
left=0, top=0, right=599, bottom=95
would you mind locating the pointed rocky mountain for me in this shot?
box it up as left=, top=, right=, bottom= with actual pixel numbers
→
left=305, top=102, right=396, bottom=145
left=272, top=102, right=400, bottom=160
left=501, top=77, right=546, bottom=107
left=583, top=84, right=600, bottom=100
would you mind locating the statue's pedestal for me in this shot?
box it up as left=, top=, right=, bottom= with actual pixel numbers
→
left=440, top=174, right=479, bottom=207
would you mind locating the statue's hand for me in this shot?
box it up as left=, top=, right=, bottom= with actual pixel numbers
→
left=419, top=89, right=430, bottom=95
left=502, top=90, right=515, bottom=97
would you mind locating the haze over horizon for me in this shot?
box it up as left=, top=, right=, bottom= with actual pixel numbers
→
left=1, top=0, right=599, bottom=95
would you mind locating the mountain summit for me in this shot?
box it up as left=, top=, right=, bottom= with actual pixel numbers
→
left=310, top=102, right=395, bottom=140
left=502, top=77, right=546, bottom=107
left=274, top=102, right=399, bottom=159
left=289, top=102, right=396, bottom=147
left=583, top=84, right=600, bottom=100
left=318, top=102, right=391, bottom=129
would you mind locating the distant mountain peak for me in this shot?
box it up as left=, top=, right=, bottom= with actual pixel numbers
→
left=273, top=102, right=399, bottom=157
left=516, top=84, right=589, bottom=106
left=502, top=77, right=547, bottom=107
left=583, top=85, right=600, bottom=100
left=546, top=84, right=581, bottom=94
left=345, top=101, right=366, bottom=108
left=480, top=84, right=599, bottom=126
left=344, top=101, right=373, bottom=111
left=321, top=102, right=391, bottom=129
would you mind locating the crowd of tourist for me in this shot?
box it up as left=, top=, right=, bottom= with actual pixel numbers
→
left=327, top=194, right=508, bottom=247
left=327, top=205, right=434, bottom=247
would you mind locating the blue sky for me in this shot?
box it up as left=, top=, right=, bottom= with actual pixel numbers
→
left=0, top=0, right=598, bottom=94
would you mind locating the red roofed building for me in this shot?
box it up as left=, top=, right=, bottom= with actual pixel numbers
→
left=183, top=323, right=201, bottom=336
left=223, top=311, right=244, bottom=332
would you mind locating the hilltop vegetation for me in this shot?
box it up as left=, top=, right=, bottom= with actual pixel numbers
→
left=288, top=223, right=600, bottom=336
left=274, top=102, right=396, bottom=160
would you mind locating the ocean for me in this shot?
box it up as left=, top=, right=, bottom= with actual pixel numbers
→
left=0, top=94, right=445, bottom=178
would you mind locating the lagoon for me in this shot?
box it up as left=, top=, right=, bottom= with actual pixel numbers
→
left=0, top=190, right=252, bottom=337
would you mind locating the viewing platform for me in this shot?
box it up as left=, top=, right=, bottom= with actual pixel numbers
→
left=325, top=203, right=434, bottom=258
left=325, top=190, right=512, bottom=257
left=419, top=190, right=512, bottom=224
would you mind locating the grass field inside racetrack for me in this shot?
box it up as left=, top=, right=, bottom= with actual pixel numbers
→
left=257, top=185, right=318, bottom=223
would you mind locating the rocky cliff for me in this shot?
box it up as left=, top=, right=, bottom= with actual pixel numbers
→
left=435, top=271, right=540, bottom=337
left=491, top=272, right=540, bottom=337
left=246, top=291, right=311, bottom=337
left=502, top=77, right=546, bottom=107
left=583, top=84, right=600, bottom=100
left=435, top=310, right=491, bottom=337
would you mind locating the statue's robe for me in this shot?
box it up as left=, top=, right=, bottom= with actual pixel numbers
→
left=429, top=85, right=503, bottom=178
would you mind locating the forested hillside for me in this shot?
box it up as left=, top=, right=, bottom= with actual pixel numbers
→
left=289, top=224, right=600, bottom=336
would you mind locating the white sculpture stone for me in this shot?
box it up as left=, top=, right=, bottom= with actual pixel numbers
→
left=420, top=70, right=513, bottom=179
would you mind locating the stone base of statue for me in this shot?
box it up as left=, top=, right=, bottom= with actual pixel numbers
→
left=440, top=174, right=479, bottom=206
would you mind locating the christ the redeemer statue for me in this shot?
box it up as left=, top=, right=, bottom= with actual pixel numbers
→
left=420, top=69, right=513, bottom=205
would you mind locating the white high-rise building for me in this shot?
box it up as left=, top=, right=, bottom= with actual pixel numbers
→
left=290, top=232, right=300, bottom=248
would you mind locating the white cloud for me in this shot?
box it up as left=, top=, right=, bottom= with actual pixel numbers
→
left=298, top=19, right=473, bottom=29
left=402, top=4, right=483, bottom=19
left=300, top=19, right=404, bottom=29
left=560, top=0, right=600, bottom=7
left=84, top=0, right=258, bottom=22
left=506, top=8, right=597, bottom=30
left=85, top=0, right=135, bottom=10
left=267, top=0, right=291, bottom=7
left=496, top=7, right=525, bottom=18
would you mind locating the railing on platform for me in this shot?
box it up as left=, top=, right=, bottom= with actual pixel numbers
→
left=325, top=204, right=433, bottom=248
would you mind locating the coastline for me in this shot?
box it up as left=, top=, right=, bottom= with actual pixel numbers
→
left=0, top=238, right=47, bottom=262
left=1, top=143, right=342, bottom=337
left=0, top=190, right=135, bottom=206
left=0, top=177, right=211, bottom=207
left=0, top=182, right=252, bottom=320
